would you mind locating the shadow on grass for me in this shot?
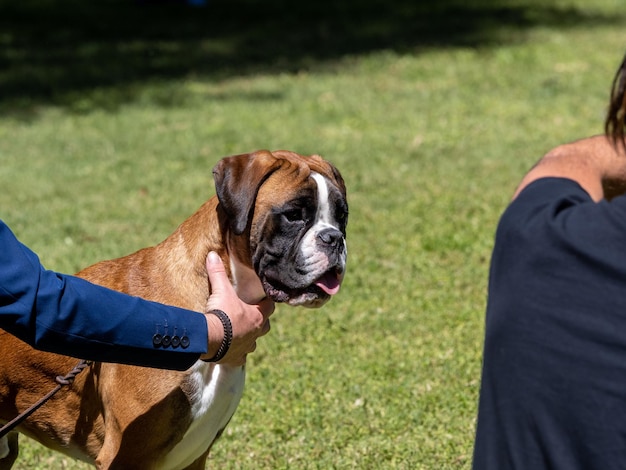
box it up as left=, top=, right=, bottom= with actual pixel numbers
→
left=0, top=0, right=623, bottom=114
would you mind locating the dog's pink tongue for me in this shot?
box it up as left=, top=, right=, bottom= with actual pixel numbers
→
left=315, top=272, right=342, bottom=295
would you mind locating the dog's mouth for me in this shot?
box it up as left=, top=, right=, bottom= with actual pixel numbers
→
left=262, top=266, right=344, bottom=307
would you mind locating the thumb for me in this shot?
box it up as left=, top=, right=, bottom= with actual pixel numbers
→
left=206, top=251, right=229, bottom=296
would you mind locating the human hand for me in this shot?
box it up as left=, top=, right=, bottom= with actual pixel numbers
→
left=201, top=251, right=274, bottom=366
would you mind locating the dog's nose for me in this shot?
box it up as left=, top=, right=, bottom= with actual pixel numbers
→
left=317, top=228, right=343, bottom=247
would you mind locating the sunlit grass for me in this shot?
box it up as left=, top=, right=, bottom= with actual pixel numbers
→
left=1, top=0, right=624, bottom=468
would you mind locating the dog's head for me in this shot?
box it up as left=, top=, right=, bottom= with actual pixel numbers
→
left=213, top=150, right=348, bottom=308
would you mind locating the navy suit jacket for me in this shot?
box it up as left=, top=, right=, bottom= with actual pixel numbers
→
left=0, top=220, right=207, bottom=370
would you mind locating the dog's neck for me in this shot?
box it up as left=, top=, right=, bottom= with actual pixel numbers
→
left=165, top=197, right=266, bottom=309
left=227, top=249, right=266, bottom=304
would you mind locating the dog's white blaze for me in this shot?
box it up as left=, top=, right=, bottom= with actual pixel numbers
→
left=311, top=173, right=334, bottom=227
left=299, top=173, right=344, bottom=267
left=156, top=364, right=245, bottom=470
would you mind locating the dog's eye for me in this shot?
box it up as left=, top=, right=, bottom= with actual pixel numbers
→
left=336, top=206, right=348, bottom=226
left=337, top=210, right=348, bottom=224
left=283, top=208, right=304, bottom=222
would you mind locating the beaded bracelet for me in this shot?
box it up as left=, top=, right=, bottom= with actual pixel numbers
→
left=203, top=309, right=233, bottom=363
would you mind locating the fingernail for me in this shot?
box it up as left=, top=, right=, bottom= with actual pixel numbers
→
left=208, top=251, right=221, bottom=265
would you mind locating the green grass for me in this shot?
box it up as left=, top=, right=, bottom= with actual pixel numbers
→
left=1, top=0, right=625, bottom=468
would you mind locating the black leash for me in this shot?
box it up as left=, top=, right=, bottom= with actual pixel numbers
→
left=0, top=359, right=92, bottom=439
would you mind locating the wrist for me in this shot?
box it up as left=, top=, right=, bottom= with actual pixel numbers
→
left=201, top=313, right=222, bottom=360
left=201, top=310, right=233, bottom=363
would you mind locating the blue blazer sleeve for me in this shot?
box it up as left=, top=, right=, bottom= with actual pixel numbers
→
left=0, top=220, right=207, bottom=370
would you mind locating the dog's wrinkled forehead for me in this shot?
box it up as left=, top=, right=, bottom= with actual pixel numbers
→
left=267, top=150, right=344, bottom=192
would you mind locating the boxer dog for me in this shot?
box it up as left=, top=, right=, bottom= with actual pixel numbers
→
left=0, top=150, right=348, bottom=469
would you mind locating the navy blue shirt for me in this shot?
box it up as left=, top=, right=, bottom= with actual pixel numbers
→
left=0, top=220, right=207, bottom=370
left=473, top=177, right=626, bottom=469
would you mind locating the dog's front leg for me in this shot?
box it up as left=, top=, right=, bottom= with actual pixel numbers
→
left=0, top=432, right=19, bottom=470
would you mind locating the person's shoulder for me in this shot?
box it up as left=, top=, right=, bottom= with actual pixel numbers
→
left=495, top=177, right=592, bottom=244
left=515, top=176, right=590, bottom=203
left=505, top=176, right=591, bottom=220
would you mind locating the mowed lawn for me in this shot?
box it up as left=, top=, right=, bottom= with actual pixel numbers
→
left=0, top=0, right=624, bottom=468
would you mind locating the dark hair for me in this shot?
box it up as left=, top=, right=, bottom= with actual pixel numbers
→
left=605, top=53, right=626, bottom=147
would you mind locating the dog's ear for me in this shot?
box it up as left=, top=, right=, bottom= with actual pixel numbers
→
left=213, top=150, right=283, bottom=235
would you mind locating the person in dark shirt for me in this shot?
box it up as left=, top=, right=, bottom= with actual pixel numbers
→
left=0, top=220, right=273, bottom=370
left=473, top=52, right=626, bottom=469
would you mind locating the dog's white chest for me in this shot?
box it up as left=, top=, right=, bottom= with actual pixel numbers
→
left=156, top=363, right=245, bottom=470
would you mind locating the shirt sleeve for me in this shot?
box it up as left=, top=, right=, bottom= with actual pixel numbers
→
left=0, top=219, right=208, bottom=370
